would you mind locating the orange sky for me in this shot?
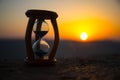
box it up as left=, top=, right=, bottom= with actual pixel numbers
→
left=59, top=18, right=119, bottom=42
left=0, top=0, right=120, bottom=41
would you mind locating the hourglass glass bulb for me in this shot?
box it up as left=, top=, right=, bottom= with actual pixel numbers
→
left=32, top=39, right=50, bottom=56
left=32, top=20, right=50, bottom=57
left=33, top=20, right=49, bottom=38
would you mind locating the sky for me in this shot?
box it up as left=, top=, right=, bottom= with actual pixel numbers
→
left=0, top=0, right=120, bottom=41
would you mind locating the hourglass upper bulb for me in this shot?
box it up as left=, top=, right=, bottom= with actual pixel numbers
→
left=33, top=21, right=49, bottom=38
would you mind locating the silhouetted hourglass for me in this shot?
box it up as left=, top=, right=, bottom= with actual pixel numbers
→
left=25, top=10, right=59, bottom=65
left=32, top=20, right=50, bottom=57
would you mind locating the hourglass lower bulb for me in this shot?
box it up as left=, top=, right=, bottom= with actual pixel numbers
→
left=32, top=39, right=50, bottom=56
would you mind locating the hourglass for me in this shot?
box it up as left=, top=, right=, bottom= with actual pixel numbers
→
left=25, top=10, right=59, bottom=65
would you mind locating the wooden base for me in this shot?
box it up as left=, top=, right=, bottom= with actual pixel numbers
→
left=24, top=56, right=56, bottom=66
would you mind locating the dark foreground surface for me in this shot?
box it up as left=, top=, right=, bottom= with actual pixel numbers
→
left=0, top=55, right=120, bottom=80
left=0, top=39, right=120, bottom=80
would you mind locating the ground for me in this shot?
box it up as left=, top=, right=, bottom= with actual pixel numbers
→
left=0, top=55, right=120, bottom=80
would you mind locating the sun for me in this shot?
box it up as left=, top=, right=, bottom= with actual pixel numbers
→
left=80, top=32, right=88, bottom=41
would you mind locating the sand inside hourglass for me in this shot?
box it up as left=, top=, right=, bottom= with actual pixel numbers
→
left=32, top=30, right=50, bottom=57
left=34, top=31, right=48, bottom=38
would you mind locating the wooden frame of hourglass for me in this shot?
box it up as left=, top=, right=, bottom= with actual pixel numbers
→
left=25, top=10, right=59, bottom=65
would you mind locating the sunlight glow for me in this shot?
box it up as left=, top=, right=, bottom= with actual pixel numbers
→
left=59, top=18, right=118, bottom=41
left=80, top=32, right=88, bottom=40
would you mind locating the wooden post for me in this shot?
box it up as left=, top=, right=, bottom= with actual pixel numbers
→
left=25, top=17, right=36, bottom=61
left=49, top=18, right=59, bottom=60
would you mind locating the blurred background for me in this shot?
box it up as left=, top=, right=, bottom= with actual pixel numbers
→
left=0, top=0, right=120, bottom=60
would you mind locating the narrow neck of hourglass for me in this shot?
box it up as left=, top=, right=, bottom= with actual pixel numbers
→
left=34, top=31, right=48, bottom=38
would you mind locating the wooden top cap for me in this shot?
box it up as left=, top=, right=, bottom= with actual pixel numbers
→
left=26, top=10, right=58, bottom=19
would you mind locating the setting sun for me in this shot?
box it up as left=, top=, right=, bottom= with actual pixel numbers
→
left=80, top=32, right=88, bottom=41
